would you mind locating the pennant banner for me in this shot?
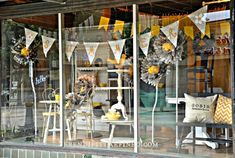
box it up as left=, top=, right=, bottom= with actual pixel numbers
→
left=88, top=15, right=94, bottom=27
left=201, top=24, right=211, bottom=38
left=184, top=26, right=194, bottom=40
left=25, top=28, right=38, bottom=49
left=108, top=39, right=126, bottom=64
left=139, top=32, right=151, bottom=56
left=131, top=23, right=142, bottom=36
left=98, top=16, right=110, bottom=31
left=65, top=41, right=78, bottom=62
left=84, top=42, right=99, bottom=64
left=84, top=19, right=89, bottom=27
left=161, top=21, right=179, bottom=47
left=151, top=25, right=160, bottom=37
left=220, top=22, right=230, bottom=36
left=114, top=20, right=125, bottom=34
left=188, top=5, right=208, bottom=34
left=41, top=35, right=56, bottom=58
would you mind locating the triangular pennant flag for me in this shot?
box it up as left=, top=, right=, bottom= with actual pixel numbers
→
left=84, top=19, right=89, bottom=27
left=98, top=16, right=110, bottom=31
left=161, top=21, right=179, bottom=47
left=220, top=22, right=230, bottom=36
left=131, top=23, right=142, bottom=36
left=184, top=26, right=194, bottom=40
left=139, top=32, right=151, bottom=56
left=188, top=6, right=208, bottom=34
left=25, top=28, right=38, bottom=49
left=41, top=35, right=56, bottom=58
left=84, top=42, right=99, bottom=65
left=151, top=25, right=160, bottom=37
left=201, top=24, right=211, bottom=38
left=88, top=15, right=94, bottom=26
left=65, top=41, right=78, bottom=62
left=114, top=20, right=125, bottom=34
left=108, top=39, right=126, bottom=64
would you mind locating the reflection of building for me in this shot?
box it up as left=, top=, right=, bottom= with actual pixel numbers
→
left=0, top=0, right=234, bottom=158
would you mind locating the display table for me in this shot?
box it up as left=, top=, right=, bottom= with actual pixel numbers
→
left=39, top=100, right=59, bottom=144
left=165, top=97, right=219, bottom=149
left=100, top=120, right=134, bottom=149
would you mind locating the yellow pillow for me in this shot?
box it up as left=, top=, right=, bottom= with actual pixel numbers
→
left=214, top=95, right=232, bottom=124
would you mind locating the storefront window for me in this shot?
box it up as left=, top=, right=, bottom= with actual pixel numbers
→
left=63, top=7, right=134, bottom=151
left=0, top=15, right=61, bottom=146
left=138, top=1, right=233, bottom=157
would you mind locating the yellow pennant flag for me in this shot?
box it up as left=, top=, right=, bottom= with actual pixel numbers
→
left=201, top=24, right=211, bottom=39
left=131, top=23, right=141, bottom=36
left=151, top=25, right=160, bottom=37
left=114, top=20, right=125, bottom=34
left=98, top=16, right=110, bottom=31
left=184, top=26, right=194, bottom=40
left=220, top=22, right=230, bottom=36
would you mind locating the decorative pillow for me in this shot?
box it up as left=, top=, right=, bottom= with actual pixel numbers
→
left=214, top=95, right=232, bottom=124
left=183, top=93, right=217, bottom=123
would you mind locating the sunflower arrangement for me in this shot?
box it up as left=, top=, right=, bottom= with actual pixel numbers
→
left=11, top=35, right=40, bottom=67
left=193, top=32, right=215, bottom=56
left=141, top=30, right=186, bottom=86
left=141, top=53, right=170, bottom=86
left=152, top=30, right=186, bottom=65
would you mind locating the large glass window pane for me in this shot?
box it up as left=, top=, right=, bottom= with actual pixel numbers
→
left=63, top=7, right=134, bottom=151
left=0, top=15, right=61, bottom=146
left=138, top=1, right=233, bottom=157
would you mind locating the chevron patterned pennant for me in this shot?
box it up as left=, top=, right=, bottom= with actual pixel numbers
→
left=214, top=95, right=232, bottom=124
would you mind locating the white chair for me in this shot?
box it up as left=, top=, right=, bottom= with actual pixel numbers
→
left=41, top=88, right=60, bottom=143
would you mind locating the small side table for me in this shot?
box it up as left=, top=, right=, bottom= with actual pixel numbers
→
left=39, top=100, right=60, bottom=144
left=100, top=120, right=134, bottom=149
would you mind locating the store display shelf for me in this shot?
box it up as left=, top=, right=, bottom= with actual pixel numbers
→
left=95, top=87, right=133, bottom=91
left=77, top=67, right=108, bottom=71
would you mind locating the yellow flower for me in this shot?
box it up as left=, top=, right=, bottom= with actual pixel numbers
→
left=148, top=65, right=160, bottom=75
left=162, top=42, right=174, bottom=52
left=21, top=47, right=29, bottom=57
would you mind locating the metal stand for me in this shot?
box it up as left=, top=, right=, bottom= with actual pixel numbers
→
left=151, top=85, right=158, bottom=143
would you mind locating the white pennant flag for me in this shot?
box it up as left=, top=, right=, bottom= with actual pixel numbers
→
left=25, top=28, right=38, bottom=49
left=139, top=32, right=151, bottom=56
left=108, top=39, right=126, bottom=64
left=161, top=21, right=179, bottom=47
left=65, top=41, right=78, bottom=62
left=88, top=15, right=94, bottom=27
left=41, top=35, right=56, bottom=58
left=188, top=6, right=208, bottom=34
left=84, top=42, right=99, bottom=64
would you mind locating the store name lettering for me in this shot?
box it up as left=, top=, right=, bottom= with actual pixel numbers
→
left=191, top=103, right=210, bottom=111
